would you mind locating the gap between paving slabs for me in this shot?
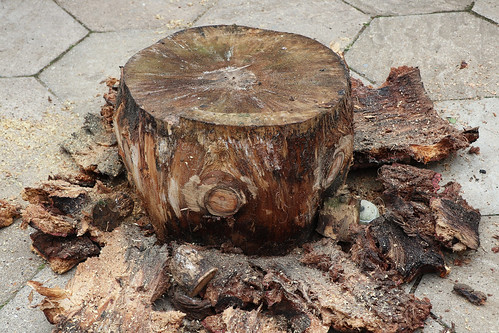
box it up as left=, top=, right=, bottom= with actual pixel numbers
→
left=12, top=65, right=486, bottom=332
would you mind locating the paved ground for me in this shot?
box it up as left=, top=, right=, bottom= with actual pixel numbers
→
left=0, top=0, right=497, bottom=332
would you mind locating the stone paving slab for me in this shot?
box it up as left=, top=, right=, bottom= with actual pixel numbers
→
left=415, top=216, right=499, bottom=333
left=473, top=0, right=499, bottom=23
left=0, top=265, right=75, bottom=333
left=0, top=223, right=44, bottom=308
left=345, top=12, right=498, bottom=100
left=39, top=30, right=164, bottom=113
left=196, top=0, right=369, bottom=50
left=343, top=0, right=472, bottom=16
left=431, top=98, right=499, bottom=216
left=0, top=77, right=82, bottom=202
left=57, top=0, right=213, bottom=32
left=0, top=0, right=88, bottom=77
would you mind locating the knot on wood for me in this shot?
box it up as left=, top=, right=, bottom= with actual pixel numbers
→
left=204, top=186, right=242, bottom=217
left=182, top=170, right=248, bottom=217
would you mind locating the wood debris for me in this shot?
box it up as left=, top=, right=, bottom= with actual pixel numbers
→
left=28, top=224, right=185, bottom=332
left=349, top=163, right=480, bottom=283
left=29, top=224, right=431, bottom=333
left=0, top=199, right=21, bottom=228
left=21, top=179, right=134, bottom=273
left=453, top=283, right=487, bottom=305
left=352, top=66, right=478, bottom=168
left=61, top=113, right=123, bottom=178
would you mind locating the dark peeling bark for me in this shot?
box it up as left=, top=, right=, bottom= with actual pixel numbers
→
left=352, top=66, right=477, bottom=168
left=114, top=25, right=354, bottom=254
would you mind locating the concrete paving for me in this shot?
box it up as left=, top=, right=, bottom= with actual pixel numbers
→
left=473, top=0, right=499, bottom=23
left=195, top=0, right=369, bottom=50
left=0, top=1, right=497, bottom=332
left=345, top=12, right=498, bottom=100
left=0, top=0, right=88, bottom=77
left=343, top=0, right=472, bottom=16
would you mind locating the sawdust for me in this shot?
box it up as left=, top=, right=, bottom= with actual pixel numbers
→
left=0, top=102, right=83, bottom=202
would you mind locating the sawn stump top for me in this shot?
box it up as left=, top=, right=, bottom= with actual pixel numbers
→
left=123, top=25, right=349, bottom=127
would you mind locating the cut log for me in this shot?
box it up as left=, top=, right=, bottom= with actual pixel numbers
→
left=352, top=66, right=477, bottom=168
left=114, top=25, right=353, bottom=254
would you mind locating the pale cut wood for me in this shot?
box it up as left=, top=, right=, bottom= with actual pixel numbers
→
left=114, top=25, right=354, bottom=254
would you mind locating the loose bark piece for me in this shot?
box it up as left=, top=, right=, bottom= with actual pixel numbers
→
left=30, top=231, right=100, bottom=274
left=30, top=224, right=184, bottom=332
left=378, top=163, right=441, bottom=238
left=349, top=163, right=481, bottom=282
left=22, top=179, right=135, bottom=273
left=114, top=25, right=353, bottom=254
left=21, top=180, right=89, bottom=236
left=431, top=182, right=480, bottom=251
left=91, top=192, right=134, bottom=232
left=171, top=244, right=218, bottom=297
left=453, top=283, right=487, bottom=305
left=0, top=199, right=21, bottom=228
left=379, top=164, right=480, bottom=252
left=62, top=113, right=123, bottom=178
left=101, top=77, right=120, bottom=125
left=352, top=66, right=477, bottom=168
left=351, top=216, right=447, bottom=283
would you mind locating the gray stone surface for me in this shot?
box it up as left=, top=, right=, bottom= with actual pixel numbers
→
left=0, top=223, right=43, bottom=307
left=0, top=78, right=82, bottom=202
left=345, top=13, right=498, bottom=100
left=344, top=0, right=472, bottom=16
left=196, top=0, right=369, bottom=50
left=39, top=30, right=163, bottom=112
left=57, top=0, right=213, bottom=32
left=473, top=0, right=499, bottom=23
left=415, top=216, right=499, bottom=333
left=0, top=0, right=88, bottom=77
left=431, top=98, right=499, bottom=215
left=0, top=265, right=75, bottom=333
left=0, top=78, right=54, bottom=121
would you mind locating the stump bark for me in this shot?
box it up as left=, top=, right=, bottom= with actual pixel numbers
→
left=114, top=25, right=353, bottom=254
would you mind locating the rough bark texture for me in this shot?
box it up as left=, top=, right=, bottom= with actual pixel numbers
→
left=0, top=199, right=21, bottom=228
left=379, top=164, right=480, bottom=252
left=350, top=163, right=480, bottom=283
left=114, top=25, right=353, bottom=254
left=21, top=179, right=134, bottom=273
left=352, top=66, right=477, bottom=168
left=30, top=231, right=100, bottom=274
left=62, top=113, right=123, bottom=178
left=30, top=224, right=431, bottom=333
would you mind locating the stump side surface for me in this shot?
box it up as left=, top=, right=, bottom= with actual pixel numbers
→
left=123, top=25, right=349, bottom=126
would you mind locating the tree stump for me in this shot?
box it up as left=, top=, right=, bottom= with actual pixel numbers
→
left=114, top=25, right=353, bottom=254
